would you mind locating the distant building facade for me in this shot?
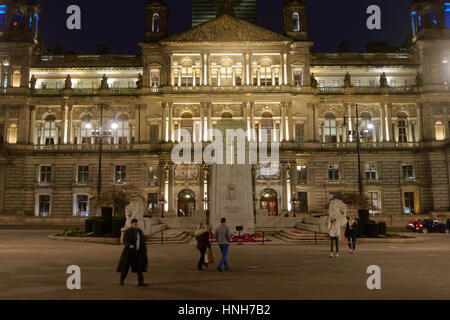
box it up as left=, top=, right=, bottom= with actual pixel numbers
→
left=0, top=0, right=450, bottom=227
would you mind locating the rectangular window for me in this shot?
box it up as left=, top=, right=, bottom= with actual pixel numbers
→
left=148, top=166, right=159, bottom=186
left=12, top=67, right=21, bottom=87
left=333, top=80, right=340, bottom=87
left=39, top=166, right=52, bottom=184
left=296, top=165, right=307, bottom=184
left=366, top=192, right=379, bottom=215
left=390, top=80, right=396, bottom=87
left=328, top=164, right=340, bottom=181
left=75, top=195, right=88, bottom=217
left=38, top=195, right=51, bottom=217
left=77, top=166, right=89, bottom=185
left=115, top=165, right=126, bottom=183
left=41, top=82, right=47, bottom=89
left=293, top=69, right=303, bottom=86
left=319, top=80, right=325, bottom=88
left=295, top=124, right=304, bottom=143
left=355, top=80, right=361, bottom=87
left=150, top=124, right=159, bottom=143
left=77, top=82, right=83, bottom=89
left=404, top=192, right=416, bottom=214
left=402, top=163, right=414, bottom=181
left=128, top=81, right=135, bottom=88
left=56, top=81, right=63, bottom=89
left=365, top=163, right=378, bottom=181
left=369, top=80, right=375, bottom=87
left=147, top=193, right=158, bottom=214
left=113, top=81, right=120, bottom=88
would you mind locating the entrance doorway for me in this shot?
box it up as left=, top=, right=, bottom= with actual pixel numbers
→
left=297, top=192, right=308, bottom=213
left=260, top=189, right=278, bottom=216
left=178, top=189, right=196, bottom=217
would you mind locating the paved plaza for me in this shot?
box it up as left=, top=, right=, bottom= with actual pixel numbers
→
left=0, top=229, right=449, bottom=300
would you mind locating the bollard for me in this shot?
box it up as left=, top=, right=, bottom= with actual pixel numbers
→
left=315, top=232, right=317, bottom=244
left=262, top=232, right=265, bottom=245
left=161, top=231, right=163, bottom=246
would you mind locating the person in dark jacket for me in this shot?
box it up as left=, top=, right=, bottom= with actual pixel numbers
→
left=195, top=223, right=211, bottom=270
left=116, top=219, right=148, bottom=286
left=345, top=217, right=359, bottom=254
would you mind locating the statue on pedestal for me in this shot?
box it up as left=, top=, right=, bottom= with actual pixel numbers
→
left=121, top=198, right=145, bottom=241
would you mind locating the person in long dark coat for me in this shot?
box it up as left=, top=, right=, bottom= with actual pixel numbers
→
left=195, top=223, right=211, bottom=270
left=116, top=219, right=148, bottom=286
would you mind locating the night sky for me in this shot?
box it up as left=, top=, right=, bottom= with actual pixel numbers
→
left=37, top=0, right=413, bottom=54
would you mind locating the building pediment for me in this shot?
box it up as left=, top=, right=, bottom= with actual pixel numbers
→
left=161, top=14, right=291, bottom=43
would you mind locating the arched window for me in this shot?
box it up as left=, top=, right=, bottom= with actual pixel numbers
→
left=152, top=13, right=160, bottom=32
left=81, top=115, right=95, bottom=144
left=221, top=112, right=233, bottom=120
left=44, top=115, right=56, bottom=145
left=260, top=189, right=278, bottom=216
left=435, top=121, right=445, bottom=141
left=323, top=113, right=337, bottom=143
left=116, top=115, right=130, bottom=145
left=292, top=12, right=300, bottom=32
left=7, top=123, right=17, bottom=144
left=397, top=113, right=408, bottom=143
left=220, top=59, right=233, bottom=86
left=261, top=112, right=274, bottom=142
left=180, top=60, right=194, bottom=87
left=177, top=189, right=196, bottom=217
left=259, top=59, right=272, bottom=86
left=360, top=112, right=374, bottom=142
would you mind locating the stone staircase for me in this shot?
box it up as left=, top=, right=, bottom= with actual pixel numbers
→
left=295, top=215, right=329, bottom=233
left=143, top=218, right=167, bottom=236
left=274, top=229, right=330, bottom=243
left=146, top=229, right=192, bottom=245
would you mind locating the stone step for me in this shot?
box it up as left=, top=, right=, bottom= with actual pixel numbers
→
left=303, top=217, right=322, bottom=225
left=146, top=230, right=192, bottom=244
left=149, top=223, right=166, bottom=235
left=273, top=233, right=329, bottom=243
left=295, top=222, right=320, bottom=232
left=279, top=230, right=329, bottom=240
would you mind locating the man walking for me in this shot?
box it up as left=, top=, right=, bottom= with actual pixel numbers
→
left=215, top=217, right=231, bottom=272
left=117, top=219, right=148, bottom=286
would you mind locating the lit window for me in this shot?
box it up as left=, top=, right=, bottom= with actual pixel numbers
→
left=148, top=166, right=159, bottom=186
left=365, top=163, right=378, bottom=181
left=43, top=115, right=57, bottom=145
left=397, top=113, right=408, bottom=143
left=322, top=113, right=337, bottom=143
left=296, top=165, right=307, bottom=184
left=75, top=195, right=89, bottom=217
left=38, top=195, right=51, bottom=217
left=292, top=12, right=300, bottom=32
left=115, top=165, right=127, bottom=183
left=77, top=166, right=89, bottom=184
left=293, top=69, right=303, bottom=86
left=39, top=166, right=52, bottom=184
left=402, top=163, right=414, bottom=181
left=150, top=69, right=160, bottom=87
left=435, top=121, right=445, bottom=141
left=7, top=123, right=17, bottom=144
left=366, top=192, right=379, bottom=215
left=152, top=13, right=160, bottom=32
left=328, top=164, right=340, bottom=181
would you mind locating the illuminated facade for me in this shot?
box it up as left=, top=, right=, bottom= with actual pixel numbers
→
left=0, top=0, right=450, bottom=227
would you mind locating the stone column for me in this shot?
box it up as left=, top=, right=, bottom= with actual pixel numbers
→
left=168, top=103, right=173, bottom=142
left=379, top=104, right=385, bottom=142
left=67, top=105, right=73, bottom=144
left=287, top=102, right=293, bottom=141
left=199, top=104, right=204, bottom=142
left=306, top=103, right=314, bottom=142
left=168, top=164, right=175, bottom=216
left=161, top=103, right=167, bottom=141
left=61, top=104, right=68, bottom=144
left=416, top=103, right=423, bottom=142
left=250, top=101, right=255, bottom=141
left=280, top=102, right=286, bottom=141
left=207, top=102, right=212, bottom=141
left=29, top=105, right=36, bottom=144
left=281, top=162, right=288, bottom=213
left=386, top=103, right=393, bottom=142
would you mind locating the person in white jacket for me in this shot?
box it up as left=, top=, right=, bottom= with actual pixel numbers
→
left=327, top=217, right=341, bottom=258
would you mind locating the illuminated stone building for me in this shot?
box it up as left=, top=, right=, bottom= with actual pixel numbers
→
left=0, top=0, right=449, bottom=229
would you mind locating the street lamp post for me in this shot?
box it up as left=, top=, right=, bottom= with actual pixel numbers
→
left=291, top=195, right=298, bottom=217
left=344, top=104, right=372, bottom=197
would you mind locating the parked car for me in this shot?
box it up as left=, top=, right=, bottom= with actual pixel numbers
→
left=407, top=219, right=423, bottom=231
left=414, top=219, right=450, bottom=234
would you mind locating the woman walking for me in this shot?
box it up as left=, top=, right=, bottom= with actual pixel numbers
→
left=327, top=217, right=341, bottom=258
left=195, top=223, right=211, bottom=270
left=345, top=217, right=359, bottom=254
